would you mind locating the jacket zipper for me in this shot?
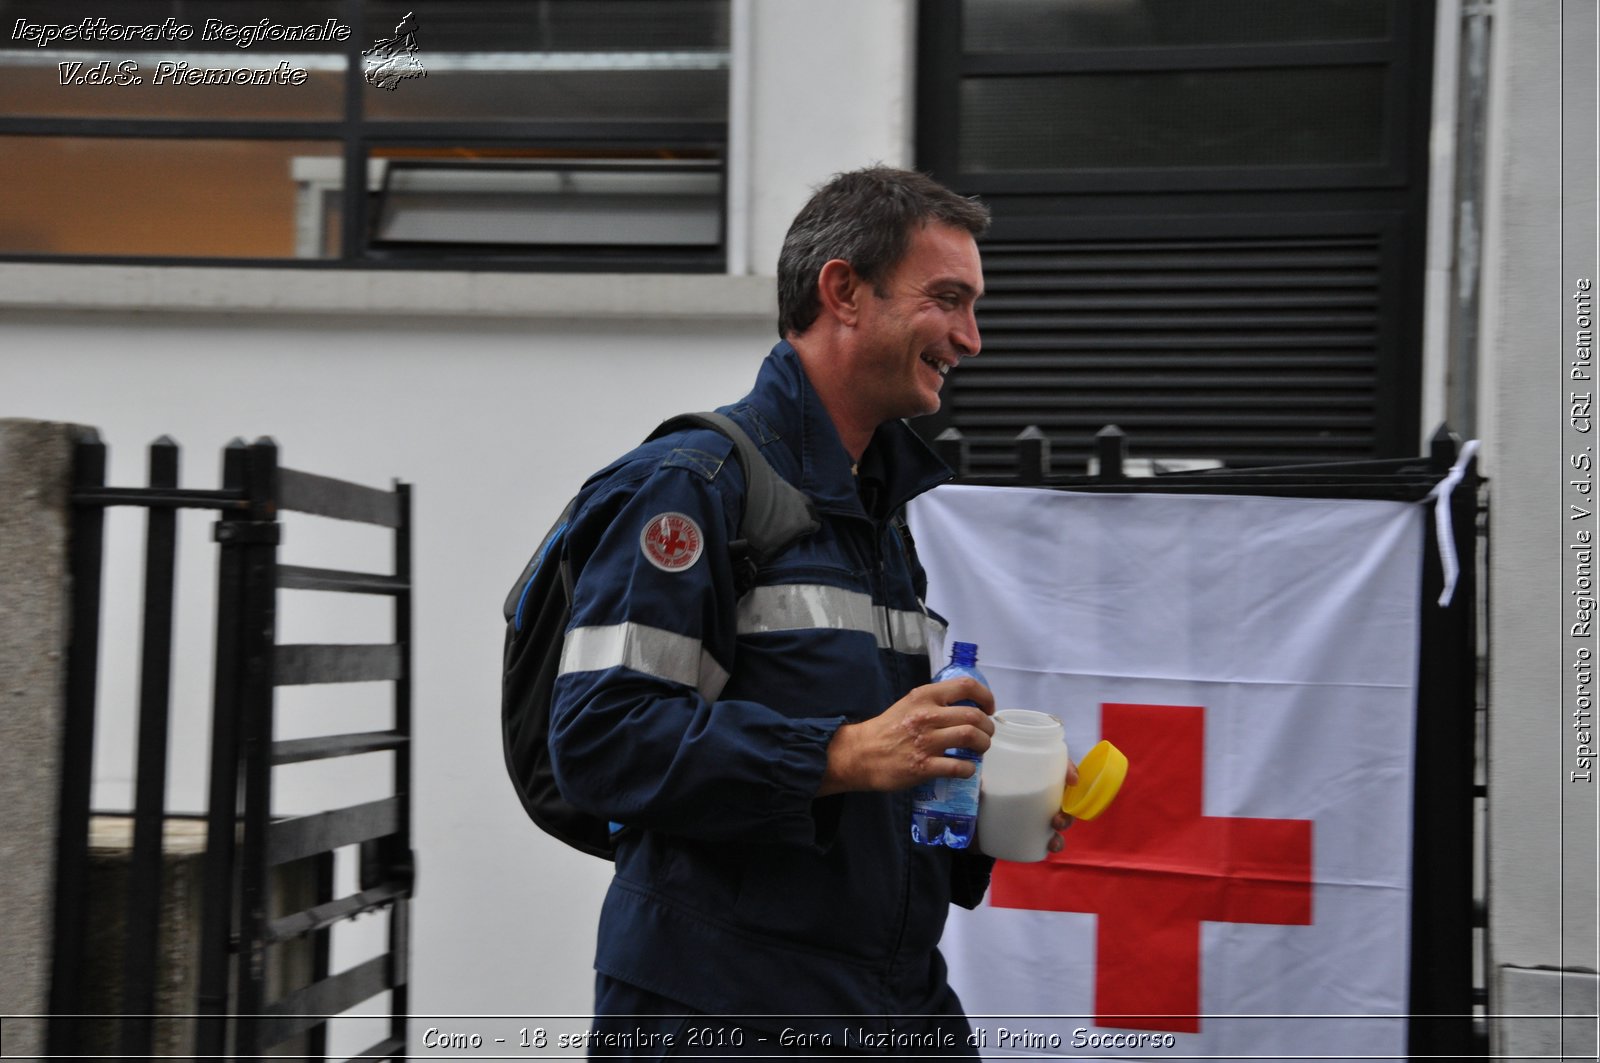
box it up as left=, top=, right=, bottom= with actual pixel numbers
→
left=875, top=516, right=917, bottom=995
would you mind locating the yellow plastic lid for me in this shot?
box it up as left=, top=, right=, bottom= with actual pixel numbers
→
left=1060, top=740, right=1128, bottom=821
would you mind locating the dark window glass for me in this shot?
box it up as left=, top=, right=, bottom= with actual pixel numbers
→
left=368, top=0, right=729, bottom=53
left=362, top=0, right=728, bottom=122
left=960, top=66, right=1387, bottom=171
left=961, top=0, right=1391, bottom=52
left=363, top=66, right=727, bottom=122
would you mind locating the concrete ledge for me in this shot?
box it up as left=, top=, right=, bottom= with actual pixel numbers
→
left=0, top=264, right=779, bottom=322
left=1496, top=966, right=1599, bottom=1061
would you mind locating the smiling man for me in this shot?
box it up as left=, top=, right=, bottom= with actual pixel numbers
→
left=544, top=167, right=1069, bottom=1058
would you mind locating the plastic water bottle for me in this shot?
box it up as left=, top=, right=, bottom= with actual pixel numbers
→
left=910, top=642, right=988, bottom=849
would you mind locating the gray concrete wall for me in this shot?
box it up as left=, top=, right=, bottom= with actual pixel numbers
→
left=0, top=418, right=90, bottom=1059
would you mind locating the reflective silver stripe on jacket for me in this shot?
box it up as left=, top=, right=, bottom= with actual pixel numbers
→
left=737, top=583, right=942, bottom=655
left=560, top=622, right=732, bottom=701
left=560, top=588, right=945, bottom=701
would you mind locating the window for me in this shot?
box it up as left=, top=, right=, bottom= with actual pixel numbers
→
left=0, top=0, right=730, bottom=269
left=917, top=0, right=1434, bottom=471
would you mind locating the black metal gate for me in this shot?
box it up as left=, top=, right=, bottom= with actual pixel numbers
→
left=935, top=421, right=1487, bottom=1060
left=49, top=432, right=415, bottom=1061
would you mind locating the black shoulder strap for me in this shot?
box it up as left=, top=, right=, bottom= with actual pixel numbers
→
left=890, top=509, right=917, bottom=559
left=647, top=411, right=820, bottom=565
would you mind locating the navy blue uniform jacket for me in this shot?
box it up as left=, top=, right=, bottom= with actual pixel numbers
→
left=547, top=343, right=994, bottom=1032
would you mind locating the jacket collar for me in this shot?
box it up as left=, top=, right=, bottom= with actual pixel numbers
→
left=726, top=341, right=952, bottom=521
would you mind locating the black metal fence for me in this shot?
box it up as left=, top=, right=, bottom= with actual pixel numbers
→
left=938, top=422, right=1487, bottom=1060
left=49, top=432, right=414, bottom=1061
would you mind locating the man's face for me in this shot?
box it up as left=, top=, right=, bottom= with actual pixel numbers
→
left=851, top=222, right=985, bottom=423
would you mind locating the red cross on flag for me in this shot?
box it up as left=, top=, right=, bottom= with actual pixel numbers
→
left=909, top=486, right=1424, bottom=1059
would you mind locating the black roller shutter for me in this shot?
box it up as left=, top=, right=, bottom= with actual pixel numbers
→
left=943, top=228, right=1396, bottom=473
left=916, top=0, right=1434, bottom=474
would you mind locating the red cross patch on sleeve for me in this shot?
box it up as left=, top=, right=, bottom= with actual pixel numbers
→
left=640, top=512, right=704, bottom=572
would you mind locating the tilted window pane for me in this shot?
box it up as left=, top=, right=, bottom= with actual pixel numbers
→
left=372, top=159, right=720, bottom=247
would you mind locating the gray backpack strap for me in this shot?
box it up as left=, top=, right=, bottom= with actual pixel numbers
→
left=648, top=411, right=820, bottom=571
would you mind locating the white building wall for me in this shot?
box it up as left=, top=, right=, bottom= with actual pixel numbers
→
left=1, top=313, right=769, bottom=1033
left=1480, top=0, right=1565, bottom=968
left=1478, top=0, right=1599, bottom=1055
left=0, top=1, right=920, bottom=1044
left=746, top=0, right=917, bottom=273
left=1420, top=0, right=1462, bottom=444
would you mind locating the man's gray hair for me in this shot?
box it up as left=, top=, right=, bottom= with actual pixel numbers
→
left=776, top=166, right=990, bottom=338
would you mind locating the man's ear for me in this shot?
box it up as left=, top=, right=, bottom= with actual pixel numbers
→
left=816, top=258, right=863, bottom=327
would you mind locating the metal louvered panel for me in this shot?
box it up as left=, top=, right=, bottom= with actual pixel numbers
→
left=948, top=234, right=1385, bottom=473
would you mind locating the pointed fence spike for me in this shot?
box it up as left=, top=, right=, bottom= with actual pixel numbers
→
left=147, top=436, right=179, bottom=487
left=1429, top=423, right=1461, bottom=472
left=220, top=439, right=249, bottom=492
left=1016, top=426, right=1050, bottom=485
left=934, top=428, right=968, bottom=477
left=1095, top=425, right=1126, bottom=483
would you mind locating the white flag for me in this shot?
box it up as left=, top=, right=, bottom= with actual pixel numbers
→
left=909, top=486, right=1424, bottom=1061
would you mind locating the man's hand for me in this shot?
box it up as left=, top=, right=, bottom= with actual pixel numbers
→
left=1044, top=760, right=1082, bottom=854
left=817, top=677, right=995, bottom=797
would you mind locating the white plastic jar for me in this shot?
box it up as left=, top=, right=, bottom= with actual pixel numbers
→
left=976, top=710, right=1070, bottom=862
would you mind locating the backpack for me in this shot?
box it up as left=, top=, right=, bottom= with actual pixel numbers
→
left=501, top=411, right=821, bottom=859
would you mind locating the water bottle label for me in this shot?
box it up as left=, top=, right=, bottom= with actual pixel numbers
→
left=918, top=773, right=979, bottom=816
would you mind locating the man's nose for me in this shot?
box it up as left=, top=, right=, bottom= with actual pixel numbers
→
left=952, top=304, right=981, bottom=358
